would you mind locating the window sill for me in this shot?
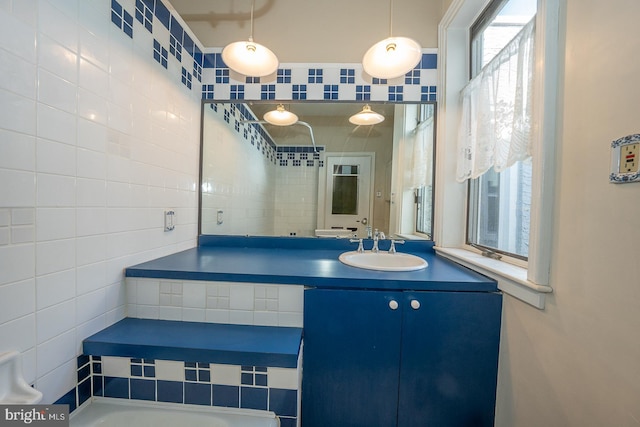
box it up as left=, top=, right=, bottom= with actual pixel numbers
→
left=434, top=246, right=553, bottom=309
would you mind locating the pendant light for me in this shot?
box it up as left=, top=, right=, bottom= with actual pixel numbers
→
left=349, top=105, right=385, bottom=126
left=263, top=104, right=299, bottom=126
left=221, top=0, right=279, bottom=77
left=362, top=0, right=422, bottom=79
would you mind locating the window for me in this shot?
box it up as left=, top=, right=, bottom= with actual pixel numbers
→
left=464, top=0, right=537, bottom=261
left=437, top=0, right=559, bottom=308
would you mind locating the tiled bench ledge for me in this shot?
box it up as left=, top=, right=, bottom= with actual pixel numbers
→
left=83, top=318, right=303, bottom=368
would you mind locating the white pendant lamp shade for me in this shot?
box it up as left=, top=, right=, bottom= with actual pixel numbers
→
left=362, top=36, right=422, bottom=79
left=349, top=105, right=385, bottom=126
left=221, top=0, right=279, bottom=77
left=263, top=104, right=298, bottom=126
left=221, top=39, right=279, bottom=77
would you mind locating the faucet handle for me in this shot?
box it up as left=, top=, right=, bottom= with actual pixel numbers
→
left=349, top=238, right=364, bottom=253
left=388, top=239, right=405, bottom=254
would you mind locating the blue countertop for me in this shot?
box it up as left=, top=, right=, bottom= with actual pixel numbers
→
left=125, top=236, right=497, bottom=292
left=83, top=318, right=302, bottom=368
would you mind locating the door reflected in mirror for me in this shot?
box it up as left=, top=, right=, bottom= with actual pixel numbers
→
left=199, top=101, right=435, bottom=240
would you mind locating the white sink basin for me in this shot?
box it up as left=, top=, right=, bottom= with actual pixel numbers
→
left=338, top=251, right=428, bottom=272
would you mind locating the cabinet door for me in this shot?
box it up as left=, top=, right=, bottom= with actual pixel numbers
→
left=398, top=291, right=502, bottom=427
left=302, top=289, right=403, bottom=427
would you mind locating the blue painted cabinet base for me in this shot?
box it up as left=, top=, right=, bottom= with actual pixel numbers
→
left=301, top=289, right=502, bottom=427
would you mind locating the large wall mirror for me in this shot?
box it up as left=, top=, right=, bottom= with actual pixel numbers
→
left=199, top=101, right=436, bottom=240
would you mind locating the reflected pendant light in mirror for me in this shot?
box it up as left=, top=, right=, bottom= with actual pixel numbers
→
left=349, top=105, right=385, bottom=125
left=221, top=0, right=279, bottom=77
left=263, top=104, right=299, bottom=126
left=362, top=0, right=422, bottom=79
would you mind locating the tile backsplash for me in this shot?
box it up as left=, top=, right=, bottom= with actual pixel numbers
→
left=127, top=278, right=304, bottom=328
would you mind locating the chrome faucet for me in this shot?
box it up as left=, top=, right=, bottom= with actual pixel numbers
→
left=349, top=238, right=364, bottom=253
left=388, top=239, right=405, bottom=254
left=372, top=229, right=386, bottom=253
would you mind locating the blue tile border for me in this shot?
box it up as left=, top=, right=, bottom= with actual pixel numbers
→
left=107, top=0, right=437, bottom=101
left=57, top=354, right=299, bottom=426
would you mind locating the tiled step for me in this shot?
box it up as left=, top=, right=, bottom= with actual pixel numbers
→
left=83, top=318, right=302, bottom=368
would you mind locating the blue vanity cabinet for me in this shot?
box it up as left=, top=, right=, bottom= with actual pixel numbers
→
left=302, top=288, right=502, bottom=427
left=302, top=289, right=403, bottom=427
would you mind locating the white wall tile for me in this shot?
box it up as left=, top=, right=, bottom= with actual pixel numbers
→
left=155, top=360, right=184, bottom=382
left=77, top=148, right=107, bottom=179
left=182, top=308, right=205, bottom=322
left=136, top=279, right=159, bottom=305
left=21, top=348, right=37, bottom=385
left=36, top=138, right=76, bottom=176
left=37, top=69, right=77, bottom=114
left=254, top=311, right=278, bottom=326
left=37, top=174, right=76, bottom=207
left=0, top=279, right=35, bottom=324
left=76, top=288, right=105, bottom=324
left=229, top=285, right=254, bottom=310
left=37, top=357, right=75, bottom=404
left=38, top=0, right=78, bottom=53
left=76, top=261, right=106, bottom=296
left=77, top=118, right=107, bottom=152
left=0, top=48, right=36, bottom=99
left=0, top=244, right=35, bottom=286
left=211, top=364, right=240, bottom=386
left=36, top=299, right=75, bottom=344
left=11, top=226, right=34, bottom=244
left=36, top=208, right=75, bottom=241
left=0, top=89, right=36, bottom=135
left=36, top=269, right=75, bottom=310
left=76, top=207, right=107, bottom=236
left=75, top=314, right=106, bottom=354
left=158, top=306, right=181, bottom=320
left=37, top=103, right=77, bottom=145
left=37, top=33, right=78, bottom=84
left=36, top=329, right=76, bottom=377
left=267, top=367, right=299, bottom=389
left=0, top=170, right=35, bottom=207
left=136, top=305, right=159, bottom=319
left=183, top=281, right=206, bottom=309
left=12, top=208, right=35, bottom=225
left=0, top=314, right=35, bottom=353
left=36, top=239, right=75, bottom=276
left=0, top=228, right=9, bottom=245
left=78, top=87, right=108, bottom=125
left=278, top=286, right=304, bottom=313
left=205, top=309, right=229, bottom=324
left=279, top=312, right=303, bottom=328
left=229, top=311, right=254, bottom=325
left=104, top=281, right=125, bottom=311
left=76, top=235, right=106, bottom=266
left=0, top=129, right=36, bottom=172
left=0, top=7, right=36, bottom=62
left=79, top=25, right=109, bottom=71
left=79, top=57, right=108, bottom=94
left=101, top=356, right=130, bottom=378
left=76, top=178, right=106, bottom=207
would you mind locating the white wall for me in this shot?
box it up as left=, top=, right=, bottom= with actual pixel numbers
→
left=494, top=0, right=640, bottom=425
left=0, top=0, right=200, bottom=403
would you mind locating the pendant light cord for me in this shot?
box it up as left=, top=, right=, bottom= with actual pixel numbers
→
left=388, top=0, right=394, bottom=37
left=249, top=0, right=255, bottom=42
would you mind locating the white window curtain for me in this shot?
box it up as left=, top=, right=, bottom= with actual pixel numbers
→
left=456, top=17, right=536, bottom=182
left=409, top=116, right=434, bottom=189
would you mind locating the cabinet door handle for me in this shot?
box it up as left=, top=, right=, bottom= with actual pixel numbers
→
left=410, top=299, right=421, bottom=310
left=389, top=300, right=399, bottom=310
